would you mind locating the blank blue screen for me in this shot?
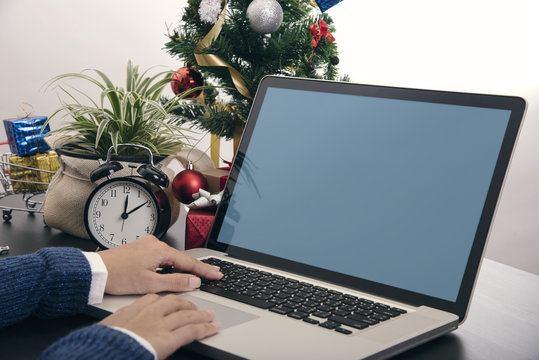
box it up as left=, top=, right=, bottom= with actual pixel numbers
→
left=217, top=87, right=511, bottom=302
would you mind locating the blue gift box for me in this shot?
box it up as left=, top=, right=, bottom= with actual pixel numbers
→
left=315, top=0, right=343, bottom=12
left=3, top=116, right=51, bottom=156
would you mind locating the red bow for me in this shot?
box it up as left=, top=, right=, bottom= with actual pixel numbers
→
left=310, top=20, right=335, bottom=49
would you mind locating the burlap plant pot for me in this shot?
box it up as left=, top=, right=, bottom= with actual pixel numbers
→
left=43, top=145, right=214, bottom=240
left=43, top=146, right=172, bottom=239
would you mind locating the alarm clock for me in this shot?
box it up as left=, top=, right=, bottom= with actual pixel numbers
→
left=84, top=144, right=171, bottom=249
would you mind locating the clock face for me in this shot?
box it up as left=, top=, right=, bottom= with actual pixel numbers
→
left=85, top=178, right=161, bottom=249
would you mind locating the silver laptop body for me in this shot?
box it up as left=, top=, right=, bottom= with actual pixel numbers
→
left=90, top=76, right=526, bottom=359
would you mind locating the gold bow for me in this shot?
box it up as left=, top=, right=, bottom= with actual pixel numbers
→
left=194, top=1, right=253, bottom=101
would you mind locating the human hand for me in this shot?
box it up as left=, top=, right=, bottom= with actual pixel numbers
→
left=99, top=293, right=219, bottom=360
left=97, top=235, right=222, bottom=295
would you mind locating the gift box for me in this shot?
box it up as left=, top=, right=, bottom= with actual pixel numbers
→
left=201, top=168, right=229, bottom=193
left=315, top=0, right=343, bottom=12
left=185, top=208, right=216, bottom=249
left=3, top=116, right=51, bottom=156
left=9, top=155, right=38, bottom=192
left=35, top=151, right=60, bottom=190
left=8, top=151, right=59, bottom=192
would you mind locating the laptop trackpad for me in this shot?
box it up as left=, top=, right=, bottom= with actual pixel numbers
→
left=179, top=294, right=259, bottom=330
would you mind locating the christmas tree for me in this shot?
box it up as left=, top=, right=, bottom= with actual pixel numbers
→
left=164, top=0, right=345, bottom=141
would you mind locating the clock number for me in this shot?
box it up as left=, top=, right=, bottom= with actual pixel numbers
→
left=99, top=224, right=105, bottom=231
left=101, top=199, right=109, bottom=206
left=109, top=234, right=114, bottom=241
left=121, top=238, right=127, bottom=245
left=136, top=235, right=140, bottom=240
left=150, top=213, right=155, bottom=221
left=110, top=189, right=117, bottom=198
left=137, top=190, right=141, bottom=198
left=146, top=200, right=151, bottom=207
left=95, top=210, right=101, bottom=218
left=145, top=226, right=150, bottom=234
left=123, top=185, right=131, bottom=194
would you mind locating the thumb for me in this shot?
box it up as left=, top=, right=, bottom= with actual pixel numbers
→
left=149, top=273, right=202, bottom=293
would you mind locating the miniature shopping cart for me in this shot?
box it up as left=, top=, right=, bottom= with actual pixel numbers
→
left=0, top=153, right=57, bottom=222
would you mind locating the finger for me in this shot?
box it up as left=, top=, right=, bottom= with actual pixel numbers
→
left=161, top=250, right=223, bottom=280
left=164, top=309, right=215, bottom=331
left=148, top=272, right=203, bottom=293
left=171, top=321, right=221, bottom=349
left=156, top=294, right=199, bottom=316
left=99, top=293, right=161, bottom=326
left=127, top=293, right=161, bottom=311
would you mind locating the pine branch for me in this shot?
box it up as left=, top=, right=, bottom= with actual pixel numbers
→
left=164, top=0, right=346, bottom=137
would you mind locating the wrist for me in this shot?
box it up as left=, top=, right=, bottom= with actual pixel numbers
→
left=111, top=326, right=158, bottom=360
left=82, top=252, right=108, bottom=304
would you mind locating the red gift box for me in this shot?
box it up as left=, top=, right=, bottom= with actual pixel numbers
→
left=201, top=168, right=229, bottom=193
left=185, top=208, right=216, bottom=249
left=220, top=172, right=228, bottom=190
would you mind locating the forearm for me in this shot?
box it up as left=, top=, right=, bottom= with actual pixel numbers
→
left=1, top=236, right=216, bottom=359
left=0, top=248, right=91, bottom=328
left=39, top=324, right=153, bottom=360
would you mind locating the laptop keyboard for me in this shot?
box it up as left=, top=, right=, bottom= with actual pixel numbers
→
left=200, top=257, right=407, bottom=335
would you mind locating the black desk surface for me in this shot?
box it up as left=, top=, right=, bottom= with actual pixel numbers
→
left=1, top=202, right=538, bottom=359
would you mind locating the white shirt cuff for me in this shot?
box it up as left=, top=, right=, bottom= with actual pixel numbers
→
left=82, top=251, right=108, bottom=305
left=111, top=326, right=158, bottom=360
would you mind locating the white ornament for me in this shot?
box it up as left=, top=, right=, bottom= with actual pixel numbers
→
left=198, top=0, right=222, bottom=24
left=246, top=0, right=283, bottom=34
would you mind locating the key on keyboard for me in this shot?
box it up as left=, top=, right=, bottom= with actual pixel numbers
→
left=200, top=258, right=406, bottom=335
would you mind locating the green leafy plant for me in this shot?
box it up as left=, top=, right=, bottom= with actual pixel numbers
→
left=44, top=60, right=205, bottom=156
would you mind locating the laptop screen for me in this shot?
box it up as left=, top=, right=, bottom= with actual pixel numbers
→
left=209, top=77, right=525, bottom=314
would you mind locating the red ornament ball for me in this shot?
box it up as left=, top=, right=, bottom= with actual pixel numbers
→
left=171, top=67, right=204, bottom=98
left=171, top=163, right=209, bottom=204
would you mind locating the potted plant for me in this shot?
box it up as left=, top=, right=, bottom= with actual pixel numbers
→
left=44, top=60, right=194, bottom=156
left=42, top=61, right=206, bottom=240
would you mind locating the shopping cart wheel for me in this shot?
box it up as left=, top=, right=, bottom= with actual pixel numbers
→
left=3, top=210, right=12, bottom=222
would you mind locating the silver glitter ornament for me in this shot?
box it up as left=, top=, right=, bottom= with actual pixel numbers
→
left=246, top=0, right=283, bottom=34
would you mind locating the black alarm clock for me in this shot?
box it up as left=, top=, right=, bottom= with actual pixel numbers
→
left=84, top=144, right=171, bottom=249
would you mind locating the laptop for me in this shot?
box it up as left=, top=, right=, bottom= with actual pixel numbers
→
left=89, top=76, right=526, bottom=359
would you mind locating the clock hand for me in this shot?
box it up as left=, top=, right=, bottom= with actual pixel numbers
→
left=121, top=195, right=129, bottom=219
left=126, top=201, right=147, bottom=215
left=121, top=195, right=129, bottom=232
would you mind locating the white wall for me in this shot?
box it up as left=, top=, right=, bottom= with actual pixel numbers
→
left=327, top=0, right=539, bottom=273
left=0, top=0, right=186, bottom=140
left=1, top=0, right=538, bottom=271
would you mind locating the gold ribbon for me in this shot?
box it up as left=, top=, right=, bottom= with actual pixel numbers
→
left=210, top=128, right=241, bottom=168
left=193, top=1, right=250, bottom=166
left=194, top=0, right=253, bottom=101
left=210, top=133, right=220, bottom=168
left=211, top=104, right=243, bottom=167
left=195, top=91, right=220, bottom=167
left=19, top=102, right=34, bottom=117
